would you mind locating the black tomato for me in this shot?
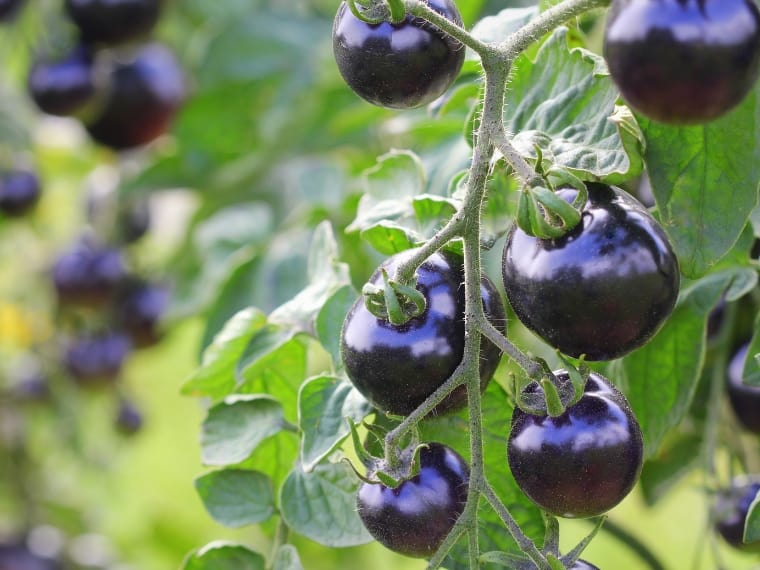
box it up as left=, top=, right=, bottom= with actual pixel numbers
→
left=726, top=341, right=760, bottom=434
left=64, top=332, right=131, bottom=385
left=570, top=562, right=600, bottom=570
left=502, top=183, right=679, bottom=361
left=356, top=442, right=469, bottom=558
left=604, top=0, right=760, bottom=125
left=0, top=170, right=40, bottom=217
left=332, top=0, right=465, bottom=109
left=713, top=477, right=760, bottom=551
left=115, top=398, right=144, bottom=435
left=28, top=44, right=97, bottom=117
left=52, top=239, right=127, bottom=307
left=341, top=249, right=505, bottom=416
left=0, top=542, right=61, bottom=570
left=85, top=43, right=185, bottom=150
left=0, top=0, right=24, bottom=22
left=115, top=280, right=169, bottom=348
left=65, top=0, right=161, bottom=46
left=508, top=371, right=644, bottom=518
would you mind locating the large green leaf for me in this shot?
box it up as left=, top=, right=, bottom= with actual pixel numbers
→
left=609, top=267, right=758, bottom=458
left=195, top=469, right=275, bottom=528
left=503, top=27, right=644, bottom=183
left=201, top=395, right=286, bottom=466
left=182, top=308, right=268, bottom=399
left=298, top=376, right=372, bottom=471
left=273, top=545, right=304, bottom=570
left=280, top=461, right=373, bottom=547
left=642, top=85, right=760, bottom=278
left=183, top=542, right=265, bottom=570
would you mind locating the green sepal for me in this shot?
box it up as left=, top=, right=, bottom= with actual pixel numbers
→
left=541, top=377, right=565, bottom=417
left=342, top=457, right=376, bottom=485
left=389, top=280, right=426, bottom=319
left=555, top=352, right=590, bottom=406
left=517, top=190, right=534, bottom=236
left=526, top=189, right=567, bottom=239
left=346, top=0, right=386, bottom=23
left=361, top=283, right=388, bottom=320
left=546, top=554, right=565, bottom=570
left=386, top=0, right=406, bottom=23
left=478, top=551, right=531, bottom=567
left=408, top=442, right=428, bottom=479
left=531, top=185, right=581, bottom=231
left=382, top=269, right=407, bottom=325
left=375, top=469, right=402, bottom=488
left=561, top=516, right=606, bottom=567
left=347, top=418, right=377, bottom=467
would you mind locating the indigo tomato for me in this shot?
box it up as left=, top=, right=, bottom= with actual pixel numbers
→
left=604, top=0, right=760, bottom=124
left=356, top=442, right=468, bottom=558
left=508, top=371, right=643, bottom=518
left=0, top=170, right=40, bottom=217
left=341, top=249, right=505, bottom=416
left=65, top=0, right=161, bottom=45
left=726, top=341, right=760, bottom=433
left=28, top=44, right=97, bottom=117
left=52, top=239, right=127, bottom=307
left=714, top=477, right=760, bottom=551
left=502, top=183, right=679, bottom=361
left=332, top=0, right=465, bottom=109
left=64, top=332, right=131, bottom=385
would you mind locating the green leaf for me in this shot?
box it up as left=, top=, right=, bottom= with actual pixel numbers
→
left=269, top=222, right=352, bottom=331
left=194, top=469, right=275, bottom=528
left=201, top=395, right=286, bottom=466
left=299, top=376, right=372, bottom=471
left=182, top=308, right=268, bottom=399
left=470, top=7, right=538, bottom=45
left=639, top=433, right=703, bottom=506
left=273, top=545, right=304, bottom=570
left=609, top=267, right=757, bottom=458
left=182, top=542, right=265, bottom=570
left=418, top=382, right=545, bottom=568
left=503, top=27, right=644, bottom=183
left=742, top=314, right=760, bottom=387
left=280, top=461, right=373, bottom=547
left=316, top=285, right=357, bottom=369
left=641, top=87, right=760, bottom=277
left=744, top=490, right=760, bottom=543
left=360, top=221, right=421, bottom=255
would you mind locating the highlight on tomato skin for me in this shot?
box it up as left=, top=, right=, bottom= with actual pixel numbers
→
left=507, top=371, right=644, bottom=519
left=502, top=182, right=680, bottom=361
left=332, top=0, right=466, bottom=109
left=603, top=0, right=760, bottom=125
left=356, top=443, right=469, bottom=558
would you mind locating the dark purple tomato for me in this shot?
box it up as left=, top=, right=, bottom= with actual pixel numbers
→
left=714, top=477, right=760, bottom=551
left=115, top=398, right=143, bottom=435
left=341, top=249, right=505, bottom=416
left=726, top=341, right=760, bottom=433
left=508, top=371, right=644, bottom=518
left=52, top=239, right=127, bottom=307
left=502, top=183, right=679, bottom=361
left=115, top=280, right=169, bottom=347
left=0, top=0, right=24, bottom=22
left=604, top=0, right=760, bottom=125
left=356, top=442, right=469, bottom=558
left=64, top=332, right=131, bottom=385
left=0, top=170, right=40, bottom=217
left=570, top=562, right=600, bottom=570
left=13, top=373, right=51, bottom=403
left=65, top=0, right=161, bottom=45
left=332, top=0, right=465, bottom=109
left=27, top=44, right=97, bottom=116
left=0, top=543, right=61, bottom=570
left=85, top=43, right=185, bottom=150
left=117, top=199, right=151, bottom=244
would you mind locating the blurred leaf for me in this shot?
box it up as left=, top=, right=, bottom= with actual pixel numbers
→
left=280, top=461, right=373, bottom=547
left=642, top=86, right=760, bottom=278
left=503, top=28, right=644, bottom=183
left=182, top=308, right=268, bottom=399
left=418, top=382, right=545, bottom=568
left=269, top=222, right=351, bottom=332
left=743, top=314, right=760, bottom=387
left=745, top=491, right=760, bottom=543
left=360, top=221, right=421, bottom=255
left=273, top=545, right=304, bottom=570
left=201, top=395, right=286, bottom=466
left=609, top=267, right=758, bottom=458
left=470, top=7, right=538, bottom=45
left=299, top=376, right=372, bottom=471
left=195, top=470, right=275, bottom=527
left=183, top=542, right=265, bottom=570
left=639, top=433, right=703, bottom=506
left=316, top=285, right=357, bottom=368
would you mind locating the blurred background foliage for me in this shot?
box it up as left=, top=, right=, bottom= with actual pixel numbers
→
left=0, top=0, right=757, bottom=569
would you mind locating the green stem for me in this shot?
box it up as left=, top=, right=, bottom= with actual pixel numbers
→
left=392, top=214, right=464, bottom=284
left=405, top=0, right=496, bottom=57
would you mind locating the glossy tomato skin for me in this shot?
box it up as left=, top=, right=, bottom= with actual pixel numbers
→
left=356, top=443, right=469, bottom=558
left=341, top=249, right=505, bottom=416
left=64, top=332, right=131, bottom=385
left=52, top=239, right=127, bottom=307
left=0, top=170, right=40, bottom=217
left=332, top=0, right=465, bottom=109
left=714, top=477, right=760, bottom=551
left=502, top=183, right=679, bottom=361
left=86, top=43, right=185, bottom=150
left=65, top=0, right=161, bottom=45
left=115, top=280, right=169, bottom=348
left=0, top=0, right=24, bottom=22
left=28, top=44, right=97, bottom=117
left=604, top=0, right=760, bottom=125
left=570, top=562, right=600, bottom=570
left=508, top=371, right=643, bottom=518
left=726, top=342, right=760, bottom=433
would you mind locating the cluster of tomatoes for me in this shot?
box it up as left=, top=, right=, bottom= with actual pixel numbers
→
left=332, top=0, right=760, bottom=564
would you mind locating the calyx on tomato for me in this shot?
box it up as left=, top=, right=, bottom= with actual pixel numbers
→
left=508, top=370, right=643, bottom=518
left=341, top=248, right=505, bottom=416
left=502, top=182, right=679, bottom=361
